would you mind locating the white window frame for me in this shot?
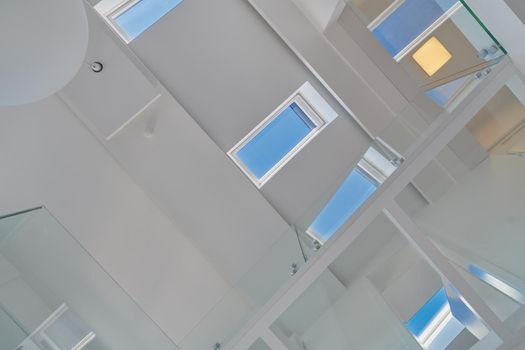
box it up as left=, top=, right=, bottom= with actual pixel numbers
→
left=228, top=93, right=326, bottom=188
left=305, top=142, right=400, bottom=245
left=365, top=0, right=463, bottom=62
left=305, top=164, right=380, bottom=245
left=96, top=0, right=181, bottom=43
left=95, top=0, right=138, bottom=43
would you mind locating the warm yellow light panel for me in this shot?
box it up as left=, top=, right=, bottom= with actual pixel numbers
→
left=412, top=37, right=452, bottom=76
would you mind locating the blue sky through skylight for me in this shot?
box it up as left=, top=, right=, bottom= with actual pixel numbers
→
left=406, top=288, right=448, bottom=337
left=425, top=74, right=470, bottom=107
left=309, top=169, right=377, bottom=241
left=469, top=265, right=525, bottom=304
left=115, top=0, right=183, bottom=41
left=372, top=0, right=457, bottom=57
left=406, top=287, right=469, bottom=350
left=236, top=102, right=316, bottom=180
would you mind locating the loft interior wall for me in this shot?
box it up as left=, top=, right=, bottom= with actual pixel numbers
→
left=466, top=86, right=525, bottom=152
left=0, top=96, right=231, bottom=343
left=414, top=155, right=525, bottom=286
left=62, top=5, right=292, bottom=289
left=129, top=0, right=372, bottom=224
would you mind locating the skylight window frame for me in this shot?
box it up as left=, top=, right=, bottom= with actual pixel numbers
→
left=304, top=142, right=399, bottom=245
left=95, top=0, right=183, bottom=43
left=305, top=165, right=380, bottom=244
left=228, top=94, right=326, bottom=188
left=95, top=0, right=138, bottom=43
left=107, top=0, right=143, bottom=43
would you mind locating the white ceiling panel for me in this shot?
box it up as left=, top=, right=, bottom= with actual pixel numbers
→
left=61, top=6, right=158, bottom=139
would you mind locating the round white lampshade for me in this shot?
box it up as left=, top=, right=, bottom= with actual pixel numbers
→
left=0, top=0, right=88, bottom=106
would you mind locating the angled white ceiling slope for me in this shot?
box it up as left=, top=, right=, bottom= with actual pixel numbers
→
left=129, top=0, right=372, bottom=225
left=61, top=5, right=292, bottom=286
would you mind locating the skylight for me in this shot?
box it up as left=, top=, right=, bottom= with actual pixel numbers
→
left=371, top=0, right=457, bottom=59
left=307, top=145, right=398, bottom=243
left=406, top=288, right=465, bottom=350
left=469, top=265, right=525, bottom=304
left=308, top=168, right=377, bottom=242
left=229, top=95, right=325, bottom=187
left=96, top=0, right=183, bottom=42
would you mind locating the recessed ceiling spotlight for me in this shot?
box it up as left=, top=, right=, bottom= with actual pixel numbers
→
left=90, top=61, right=104, bottom=73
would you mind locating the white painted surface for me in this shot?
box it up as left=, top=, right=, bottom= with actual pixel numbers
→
left=228, top=60, right=516, bottom=350
left=465, top=0, right=525, bottom=75
left=248, top=0, right=403, bottom=137
left=415, top=156, right=525, bottom=283
left=129, top=0, right=372, bottom=225
left=298, top=278, right=418, bottom=350
left=0, top=96, right=229, bottom=343
left=61, top=7, right=158, bottom=139
left=291, top=0, right=345, bottom=31
left=0, top=0, right=88, bottom=106
left=106, top=91, right=291, bottom=285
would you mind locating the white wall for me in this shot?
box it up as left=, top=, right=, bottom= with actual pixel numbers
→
left=129, top=0, right=372, bottom=225
left=414, top=155, right=525, bottom=322
left=415, top=155, right=525, bottom=282
left=0, top=96, right=230, bottom=343
left=300, top=278, right=418, bottom=350
left=275, top=219, right=441, bottom=350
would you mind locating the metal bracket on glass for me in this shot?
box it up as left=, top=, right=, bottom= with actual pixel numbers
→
left=312, top=239, right=322, bottom=252
left=289, top=263, right=299, bottom=276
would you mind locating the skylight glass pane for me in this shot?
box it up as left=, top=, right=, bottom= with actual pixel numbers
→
left=469, top=265, right=525, bottom=304
left=426, top=317, right=465, bottom=350
left=309, top=169, right=377, bottom=241
left=425, top=74, right=470, bottom=107
left=115, top=0, right=183, bottom=41
left=372, top=0, right=455, bottom=57
left=362, top=146, right=397, bottom=177
left=236, top=103, right=316, bottom=180
left=406, top=288, right=448, bottom=337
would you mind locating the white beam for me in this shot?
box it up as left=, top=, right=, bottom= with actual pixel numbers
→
left=260, top=329, right=290, bottom=350
left=227, top=59, right=516, bottom=350
left=383, top=201, right=513, bottom=342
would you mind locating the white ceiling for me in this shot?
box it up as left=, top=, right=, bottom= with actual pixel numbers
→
left=129, top=0, right=372, bottom=225
left=58, top=0, right=378, bottom=288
